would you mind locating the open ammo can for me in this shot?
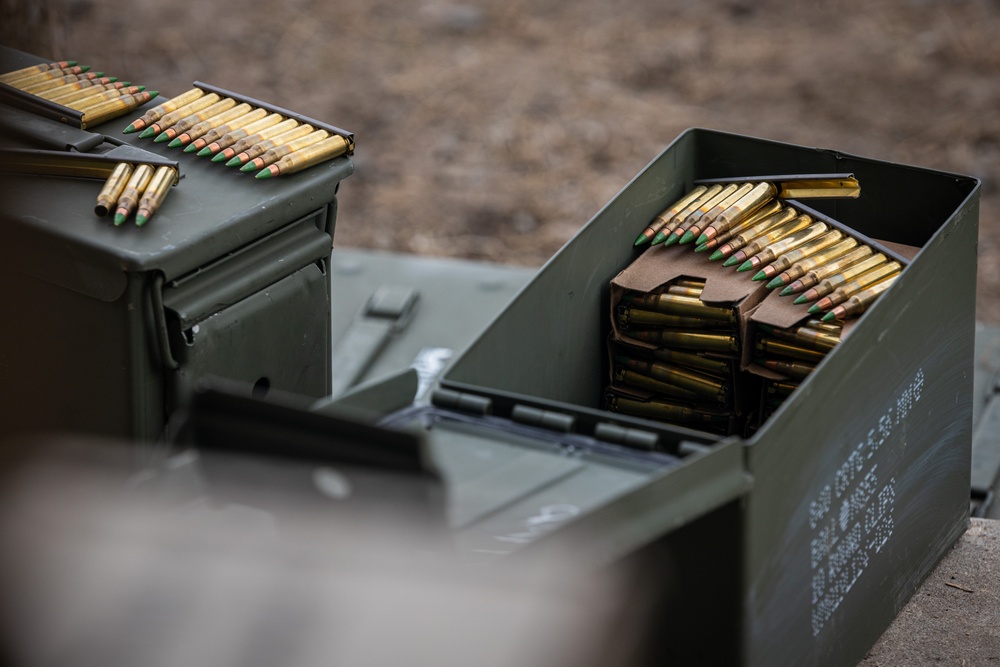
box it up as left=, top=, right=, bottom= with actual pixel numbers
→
left=0, top=47, right=353, bottom=443
left=413, top=129, right=980, bottom=664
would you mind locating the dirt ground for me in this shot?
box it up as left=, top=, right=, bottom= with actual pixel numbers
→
left=5, top=0, right=1000, bottom=321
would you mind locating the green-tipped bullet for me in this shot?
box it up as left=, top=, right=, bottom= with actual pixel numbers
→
left=255, top=168, right=274, bottom=180
left=183, top=143, right=200, bottom=153
left=153, top=132, right=171, bottom=143
left=808, top=304, right=822, bottom=313
left=650, top=230, right=668, bottom=245
left=737, top=260, right=754, bottom=272
left=694, top=243, right=710, bottom=253
left=679, top=230, right=696, bottom=245
left=212, top=152, right=231, bottom=163
left=135, top=214, right=149, bottom=227
left=113, top=212, right=127, bottom=226
left=752, top=270, right=768, bottom=281
left=196, top=146, right=213, bottom=157
left=139, top=127, right=157, bottom=139
left=634, top=233, right=649, bottom=247
left=794, top=294, right=811, bottom=305
left=779, top=285, right=797, bottom=296
left=766, top=277, right=785, bottom=289
left=663, top=233, right=680, bottom=247
left=695, top=234, right=709, bottom=246
left=224, top=155, right=242, bottom=166
left=722, top=256, right=740, bottom=268
left=167, top=137, right=184, bottom=148
left=240, top=162, right=258, bottom=173
left=124, top=123, right=138, bottom=133
left=821, top=311, right=837, bottom=323
left=710, top=249, right=725, bottom=261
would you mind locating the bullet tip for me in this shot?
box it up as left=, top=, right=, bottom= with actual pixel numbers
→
left=633, top=234, right=649, bottom=248
left=794, top=295, right=809, bottom=304
left=153, top=132, right=170, bottom=143
left=767, top=278, right=785, bottom=289
left=123, top=124, right=136, bottom=134
left=694, top=243, right=709, bottom=253
left=779, top=286, right=795, bottom=296
left=709, top=250, right=724, bottom=262
left=807, top=304, right=821, bottom=314
left=135, top=214, right=148, bottom=227
left=255, top=168, right=274, bottom=180
left=695, top=234, right=709, bottom=246
left=821, top=312, right=837, bottom=323
left=752, top=270, right=767, bottom=281
left=678, top=230, right=695, bottom=245
left=240, top=162, right=258, bottom=173
left=167, top=137, right=183, bottom=148
left=113, top=213, right=127, bottom=226
left=737, top=261, right=753, bottom=273
left=138, top=127, right=156, bottom=139
left=662, top=234, right=680, bottom=248
left=183, top=143, right=199, bottom=153
left=650, top=231, right=667, bottom=246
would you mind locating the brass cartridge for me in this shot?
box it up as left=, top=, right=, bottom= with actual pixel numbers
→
left=135, top=165, right=178, bottom=227
left=615, top=356, right=729, bottom=402
left=613, top=367, right=703, bottom=403
left=113, top=163, right=155, bottom=225
left=606, top=395, right=731, bottom=425
left=255, top=135, right=353, bottom=179
left=755, top=336, right=829, bottom=363
left=758, top=358, right=816, bottom=381
left=628, top=329, right=739, bottom=354
left=622, top=291, right=735, bottom=323
left=94, top=162, right=134, bottom=217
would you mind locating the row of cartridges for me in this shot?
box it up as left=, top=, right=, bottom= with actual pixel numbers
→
left=0, top=59, right=156, bottom=128
left=123, top=87, right=353, bottom=179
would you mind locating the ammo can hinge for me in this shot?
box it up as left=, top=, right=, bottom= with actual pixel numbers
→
left=430, top=388, right=662, bottom=450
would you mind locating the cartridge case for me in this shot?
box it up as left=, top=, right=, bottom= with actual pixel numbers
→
left=94, top=162, right=134, bottom=217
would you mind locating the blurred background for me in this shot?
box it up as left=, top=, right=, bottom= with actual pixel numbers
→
left=3, top=0, right=999, bottom=320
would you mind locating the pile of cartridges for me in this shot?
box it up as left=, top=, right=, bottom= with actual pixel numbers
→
left=95, top=162, right=178, bottom=227
left=611, top=176, right=907, bottom=433
left=606, top=278, right=738, bottom=434
left=0, top=59, right=156, bottom=128
left=754, top=319, right=841, bottom=420
left=124, top=85, right=354, bottom=179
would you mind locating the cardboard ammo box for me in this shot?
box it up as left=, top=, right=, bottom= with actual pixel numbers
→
left=0, top=47, right=354, bottom=443
left=429, top=128, right=980, bottom=665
